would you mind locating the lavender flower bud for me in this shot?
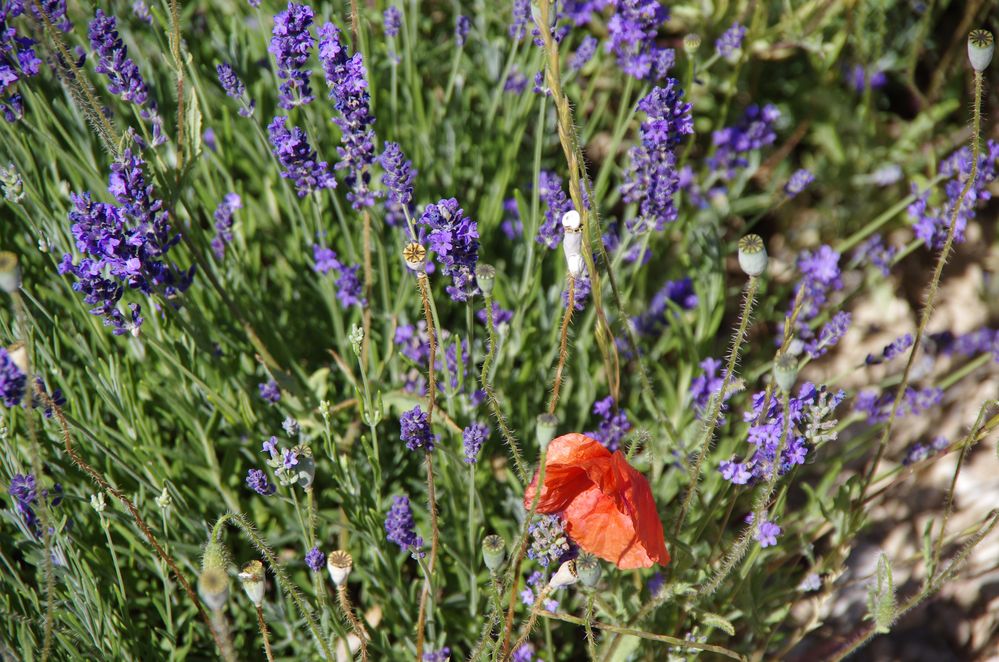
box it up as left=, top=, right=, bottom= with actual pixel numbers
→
left=773, top=352, right=797, bottom=393
left=0, top=252, right=21, bottom=293
left=198, top=567, right=229, bottom=611
left=475, top=264, right=496, bottom=296
left=968, top=30, right=994, bottom=72
left=548, top=559, right=578, bottom=589
left=326, top=550, right=353, bottom=587
left=536, top=413, right=558, bottom=452
left=238, top=560, right=266, bottom=607
left=482, top=534, right=506, bottom=573
left=576, top=553, right=601, bottom=588
left=737, top=234, right=767, bottom=277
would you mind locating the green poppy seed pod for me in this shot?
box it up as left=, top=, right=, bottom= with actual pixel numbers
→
left=968, top=30, right=994, bottom=72
left=536, top=413, right=558, bottom=452
left=475, top=264, right=496, bottom=296
left=482, top=534, right=506, bottom=573
left=326, top=550, right=353, bottom=587
left=548, top=559, right=579, bottom=589
left=292, top=446, right=316, bottom=489
left=738, top=234, right=768, bottom=277
left=202, top=539, right=227, bottom=573
left=0, top=251, right=21, bottom=293
left=198, top=566, right=229, bottom=611
left=773, top=352, right=798, bottom=393
left=683, top=34, right=701, bottom=54
left=576, top=553, right=601, bottom=588
left=238, top=560, right=266, bottom=607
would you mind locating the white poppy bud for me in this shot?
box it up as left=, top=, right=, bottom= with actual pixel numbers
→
left=548, top=559, right=579, bottom=589
left=326, top=550, right=353, bottom=587
left=238, top=560, right=266, bottom=607
left=968, top=30, right=994, bottom=72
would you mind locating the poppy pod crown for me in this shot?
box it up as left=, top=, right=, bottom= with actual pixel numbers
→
left=524, top=433, right=670, bottom=569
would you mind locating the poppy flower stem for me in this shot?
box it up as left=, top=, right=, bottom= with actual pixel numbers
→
left=549, top=275, right=576, bottom=415
left=584, top=593, right=598, bottom=660
left=255, top=605, right=276, bottom=662
left=337, top=585, right=369, bottom=661
left=414, top=452, right=440, bottom=660
left=512, top=585, right=553, bottom=654
left=481, top=292, right=528, bottom=481
left=673, top=276, right=760, bottom=538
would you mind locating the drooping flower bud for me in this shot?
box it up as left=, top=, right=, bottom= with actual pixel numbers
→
left=548, top=559, right=579, bottom=589
left=326, top=550, right=353, bottom=587
left=968, top=30, right=994, bottom=72
left=0, top=252, right=20, bottom=293
left=562, top=210, right=584, bottom=278
left=238, top=560, right=266, bottom=607
left=198, top=566, right=230, bottom=611
left=475, top=264, right=496, bottom=296
left=482, top=534, right=506, bottom=573
left=738, top=234, right=768, bottom=277
left=536, top=413, right=558, bottom=452
left=773, top=352, right=798, bottom=394
left=576, top=553, right=601, bottom=588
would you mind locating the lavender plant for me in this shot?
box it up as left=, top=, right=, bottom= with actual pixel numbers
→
left=1, top=2, right=998, bottom=661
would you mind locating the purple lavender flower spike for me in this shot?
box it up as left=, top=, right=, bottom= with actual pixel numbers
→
left=585, top=396, right=631, bottom=452
left=0, top=346, right=26, bottom=407
left=383, top=6, right=401, bottom=37
left=380, top=141, right=416, bottom=223
left=570, top=35, right=598, bottom=71
left=709, top=104, right=780, bottom=181
left=211, top=193, right=242, bottom=260
left=455, top=15, right=471, bottom=46
left=216, top=63, right=256, bottom=117
left=606, top=0, right=674, bottom=81
left=385, top=494, right=424, bottom=553
left=419, top=198, right=479, bottom=301
left=267, top=116, right=335, bottom=196
left=462, top=421, right=489, bottom=463
left=246, top=469, right=276, bottom=495
left=0, top=2, right=42, bottom=122
left=536, top=171, right=572, bottom=249
left=715, top=23, right=747, bottom=59
left=400, top=405, right=436, bottom=452
left=305, top=546, right=325, bottom=571
left=89, top=9, right=149, bottom=107
left=269, top=2, right=316, bottom=109
left=259, top=379, right=281, bottom=404
left=785, top=168, right=814, bottom=198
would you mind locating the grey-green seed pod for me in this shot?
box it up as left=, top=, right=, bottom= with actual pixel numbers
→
left=238, top=560, right=266, bottom=607
left=536, top=413, right=559, bottom=452
left=968, top=30, right=994, bottom=72
left=198, top=566, right=229, bottom=611
left=738, top=235, right=768, bottom=277
left=482, top=534, right=506, bottom=573
left=683, top=34, right=701, bottom=54
left=475, top=264, right=496, bottom=296
left=326, top=550, right=353, bottom=587
left=773, top=352, right=798, bottom=393
left=0, top=252, right=21, bottom=293
left=576, top=553, right=601, bottom=588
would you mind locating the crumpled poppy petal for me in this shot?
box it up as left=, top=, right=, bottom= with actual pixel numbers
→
left=522, top=433, right=670, bottom=569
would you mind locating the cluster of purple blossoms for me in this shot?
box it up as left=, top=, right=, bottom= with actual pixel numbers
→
left=846, top=64, right=886, bottom=95
left=749, top=514, right=781, bottom=548
left=0, top=346, right=26, bottom=407
left=851, top=234, right=896, bottom=276
left=715, top=22, right=747, bottom=59
left=632, top=276, right=697, bottom=336
left=504, top=68, right=528, bottom=95
left=462, top=421, right=489, bottom=463
left=605, top=0, right=675, bottom=81
left=709, top=104, right=781, bottom=180
left=501, top=198, right=523, bottom=240
left=719, top=383, right=845, bottom=485
left=563, top=274, right=591, bottom=311
left=211, top=193, right=242, bottom=260
left=318, top=22, right=378, bottom=209
left=385, top=494, right=424, bottom=555
left=527, top=514, right=572, bottom=568
left=928, top=327, right=999, bottom=361
left=59, top=150, right=194, bottom=335
left=245, top=468, right=275, bottom=495
left=380, top=141, right=415, bottom=226
left=902, top=436, right=949, bottom=466
left=520, top=570, right=560, bottom=612
left=908, top=140, right=999, bottom=249
left=785, top=168, right=814, bottom=198
left=268, top=116, right=335, bottom=196
left=586, top=396, right=631, bottom=452
left=621, top=80, right=694, bottom=234
left=89, top=10, right=149, bottom=107
left=383, top=6, right=401, bottom=37
left=689, top=357, right=733, bottom=420
left=853, top=386, right=942, bottom=424
left=259, top=379, right=280, bottom=403
left=570, top=35, right=598, bottom=71
left=305, top=546, right=325, bottom=572
left=1, top=1, right=42, bottom=123
left=536, top=171, right=572, bottom=249
left=419, top=198, right=479, bottom=301
left=8, top=473, right=62, bottom=537
left=455, top=15, right=471, bottom=46
left=269, top=2, right=315, bottom=108
left=805, top=311, right=851, bottom=359
left=30, top=0, right=71, bottom=32
left=400, top=405, right=436, bottom=452
left=310, top=244, right=364, bottom=308
left=509, top=0, right=531, bottom=40
left=131, top=0, right=152, bottom=24
left=512, top=643, right=536, bottom=662
left=866, top=333, right=913, bottom=365
left=781, top=244, right=842, bottom=344
left=423, top=648, right=451, bottom=662
left=216, top=63, right=255, bottom=117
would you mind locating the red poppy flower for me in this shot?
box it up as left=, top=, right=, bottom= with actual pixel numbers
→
left=523, top=433, right=670, bottom=569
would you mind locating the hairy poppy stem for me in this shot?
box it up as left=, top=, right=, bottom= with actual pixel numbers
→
left=511, top=585, right=552, bottom=655
left=337, top=585, right=369, bottom=661
left=481, top=292, right=527, bottom=481
left=256, top=605, right=276, bottom=662
left=859, top=69, right=984, bottom=503
left=549, top=275, right=576, bottom=415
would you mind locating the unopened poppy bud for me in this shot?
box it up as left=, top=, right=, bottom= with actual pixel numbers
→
left=482, top=534, right=506, bottom=572
left=238, top=560, right=265, bottom=607
left=202, top=539, right=227, bottom=573
left=6, top=341, right=27, bottom=373
left=198, top=566, right=229, bottom=611
left=576, top=553, right=601, bottom=587
left=326, top=550, right=352, bottom=587
left=561, top=209, right=581, bottom=232
left=0, top=252, right=20, bottom=293
left=738, top=234, right=768, bottom=277
left=968, top=30, right=994, bottom=72
left=683, top=34, right=701, bottom=54
left=773, top=352, right=798, bottom=393
left=403, top=242, right=427, bottom=271
left=536, top=414, right=558, bottom=452
left=475, top=264, right=496, bottom=296
left=548, top=559, right=578, bottom=589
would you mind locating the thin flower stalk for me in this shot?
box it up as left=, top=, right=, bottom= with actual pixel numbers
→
left=414, top=453, right=440, bottom=660
left=256, top=605, right=276, bottom=662
left=336, top=584, right=369, bottom=661
left=860, top=69, right=985, bottom=500
left=548, top=275, right=575, bottom=415
left=480, top=292, right=527, bottom=481
left=512, top=585, right=553, bottom=654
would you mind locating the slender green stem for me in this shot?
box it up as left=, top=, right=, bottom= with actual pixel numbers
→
left=480, top=293, right=526, bottom=481
left=414, top=453, right=440, bottom=660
